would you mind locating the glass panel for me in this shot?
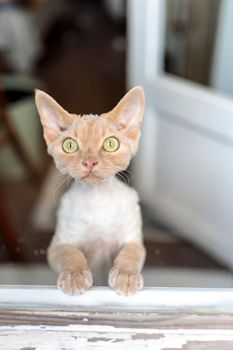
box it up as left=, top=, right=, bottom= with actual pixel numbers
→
left=164, top=0, right=233, bottom=97
left=0, top=0, right=127, bottom=286
left=1, top=0, right=233, bottom=293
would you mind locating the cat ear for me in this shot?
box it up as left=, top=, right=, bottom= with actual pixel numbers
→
left=35, top=90, right=76, bottom=145
left=105, top=86, right=145, bottom=140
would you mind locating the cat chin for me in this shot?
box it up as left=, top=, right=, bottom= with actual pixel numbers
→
left=80, top=174, right=106, bottom=185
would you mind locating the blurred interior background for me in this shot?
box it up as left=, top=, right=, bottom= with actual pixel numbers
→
left=1, top=0, right=233, bottom=287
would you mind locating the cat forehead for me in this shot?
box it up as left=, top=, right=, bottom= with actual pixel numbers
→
left=71, top=113, right=116, bottom=139
left=80, top=114, right=99, bottom=120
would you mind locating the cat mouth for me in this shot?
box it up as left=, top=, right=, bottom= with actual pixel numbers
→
left=81, top=172, right=103, bottom=181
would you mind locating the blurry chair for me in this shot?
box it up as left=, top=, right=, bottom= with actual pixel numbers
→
left=0, top=84, right=41, bottom=182
left=0, top=84, right=42, bottom=261
left=0, top=193, right=27, bottom=262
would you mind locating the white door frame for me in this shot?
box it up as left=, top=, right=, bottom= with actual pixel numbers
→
left=127, top=0, right=233, bottom=267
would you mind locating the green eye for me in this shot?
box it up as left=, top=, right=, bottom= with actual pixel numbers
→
left=103, top=137, right=119, bottom=152
left=62, top=138, right=78, bottom=153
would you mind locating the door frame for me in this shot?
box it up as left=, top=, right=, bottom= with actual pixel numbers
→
left=127, top=0, right=233, bottom=267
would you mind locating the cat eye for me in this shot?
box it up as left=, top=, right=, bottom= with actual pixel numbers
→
left=103, top=137, right=120, bottom=152
left=62, top=138, right=78, bottom=153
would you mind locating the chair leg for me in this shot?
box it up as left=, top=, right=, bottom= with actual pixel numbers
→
left=0, top=195, right=27, bottom=262
left=3, top=114, right=41, bottom=183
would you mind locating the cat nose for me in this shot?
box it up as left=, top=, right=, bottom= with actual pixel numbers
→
left=82, top=158, right=99, bottom=171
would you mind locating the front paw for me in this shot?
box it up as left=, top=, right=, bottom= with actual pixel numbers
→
left=108, top=267, right=143, bottom=296
left=57, top=268, right=93, bottom=295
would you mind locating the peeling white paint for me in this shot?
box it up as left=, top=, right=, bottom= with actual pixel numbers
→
left=1, top=286, right=233, bottom=349
left=2, top=324, right=233, bottom=335
left=0, top=327, right=233, bottom=350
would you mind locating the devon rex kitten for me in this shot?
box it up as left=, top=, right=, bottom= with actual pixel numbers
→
left=35, top=87, right=146, bottom=296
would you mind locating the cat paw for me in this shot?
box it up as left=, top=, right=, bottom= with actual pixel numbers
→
left=108, top=267, right=143, bottom=296
left=57, top=268, right=93, bottom=295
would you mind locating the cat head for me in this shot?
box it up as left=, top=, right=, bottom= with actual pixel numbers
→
left=35, top=87, right=145, bottom=184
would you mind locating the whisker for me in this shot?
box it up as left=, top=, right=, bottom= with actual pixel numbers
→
left=52, top=175, right=70, bottom=206
left=102, top=165, right=132, bottom=184
left=66, top=175, right=73, bottom=188
left=116, top=171, right=129, bottom=184
left=120, top=171, right=130, bottom=184
left=122, top=168, right=134, bottom=177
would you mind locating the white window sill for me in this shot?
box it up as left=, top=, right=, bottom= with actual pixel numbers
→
left=1, top=285, right=233, bottom=311
left=1, top=286, right=233, bottom=348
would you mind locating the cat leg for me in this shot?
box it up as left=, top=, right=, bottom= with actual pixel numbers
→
left=108, top=242, right=146, bottom=296
left=48, top=244, right=93, bottom=295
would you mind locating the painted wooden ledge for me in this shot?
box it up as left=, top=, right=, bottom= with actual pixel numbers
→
left=1, top=285, right=233, bottom=311
left=0, top=286, right=233, bottom=349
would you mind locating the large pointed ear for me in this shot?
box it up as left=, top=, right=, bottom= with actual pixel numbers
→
left=35, top=90, right=76, bottom=145
left=104, top=86, right=145, bottom=140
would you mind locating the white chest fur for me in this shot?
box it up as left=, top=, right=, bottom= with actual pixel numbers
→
left=54, top=177, right=142, bottom=248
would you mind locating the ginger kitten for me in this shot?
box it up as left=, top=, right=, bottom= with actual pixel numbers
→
left=35, top=87, right=146, bottom=296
